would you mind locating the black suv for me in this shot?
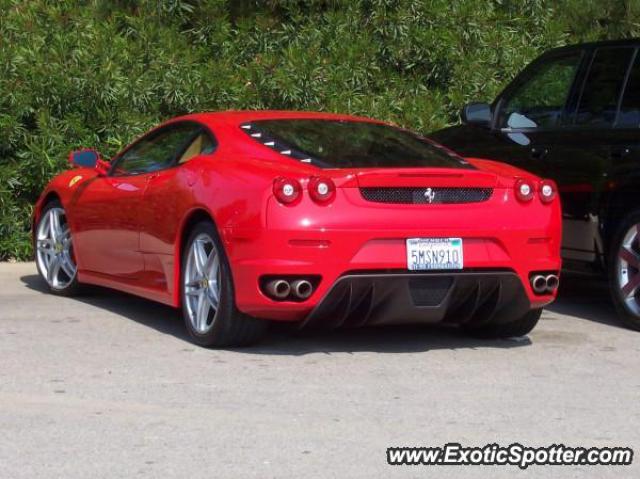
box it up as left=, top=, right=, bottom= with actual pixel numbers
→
left=431, top=39, right=640, bottom=330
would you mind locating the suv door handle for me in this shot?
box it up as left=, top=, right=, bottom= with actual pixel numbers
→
left=611, top=147, right=631, bottom=160
left=530, top=147, right=548, bottom=160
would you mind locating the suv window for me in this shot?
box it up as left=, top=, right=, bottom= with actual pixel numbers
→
left=112, top=124, right=203, bottom=176
left=618, top=52, right=640, bottom=128
left=575, top=47, right=634, bottom=127
left=498, top=53, right=581, bottom=129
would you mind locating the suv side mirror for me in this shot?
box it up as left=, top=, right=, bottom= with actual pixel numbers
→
left=461, top=102, right=493, bottom=128
left=68, top=149, right=109, bottom=175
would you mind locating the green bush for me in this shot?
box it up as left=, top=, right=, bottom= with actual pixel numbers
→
left=1, top=0, right=638, bottom=260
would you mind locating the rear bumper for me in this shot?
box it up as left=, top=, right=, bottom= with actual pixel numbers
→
left=302, top=271, right=534, bottom=328
left=226, top=187, right=561, bottom=323
left=226, top=226, right=559, bottom=323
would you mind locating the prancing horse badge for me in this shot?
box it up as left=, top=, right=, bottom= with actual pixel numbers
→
left=423, top=188, right=436, bottom=203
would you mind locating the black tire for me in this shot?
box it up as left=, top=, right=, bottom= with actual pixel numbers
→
left=181, top=220, right=267, bottom=347
left=34, top=200, right=81, bottom=297
left=608, top=210, right=640, bottom=331
left=463, top=308, right=542, bottom=339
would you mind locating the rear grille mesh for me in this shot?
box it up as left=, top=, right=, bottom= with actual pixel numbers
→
left=360, top=187, right=492, bottom=204
left=409, top=277, right=453, bottom=306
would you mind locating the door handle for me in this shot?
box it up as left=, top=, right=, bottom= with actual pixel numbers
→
left=529, top=147, right=548, bottom=160
left=610, top=147, right=631, bottom=160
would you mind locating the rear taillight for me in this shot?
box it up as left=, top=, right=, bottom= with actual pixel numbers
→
left=273, top=177, right=302, bottom=205
left=308, top=176, right=336, bottom=204
left=539, top=179, right=557, bottom=203
left=515, top=179, right=535, bottom=202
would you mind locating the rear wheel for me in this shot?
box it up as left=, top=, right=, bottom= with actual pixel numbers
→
left=463, top=308, right=542, bottom=339
left=181, top=220, right=267, bottom=347
left=35, top=200, right=80, bottom=296
left=609, top=211, right=640, bottom=331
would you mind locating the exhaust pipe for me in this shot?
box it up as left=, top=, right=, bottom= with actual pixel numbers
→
left=291, top=279, right=313, bottom=300
left=265, top=279, right=291, bottom=299
left=531, top=275, right=548, bottom=294
left=545, top=274, right=559, bottom=292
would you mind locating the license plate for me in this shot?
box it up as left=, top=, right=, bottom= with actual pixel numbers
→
left=406, top=238, right=464, bottom=271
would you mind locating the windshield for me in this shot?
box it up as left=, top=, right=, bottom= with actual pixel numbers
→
left=241, top=119, right=472, bottom=169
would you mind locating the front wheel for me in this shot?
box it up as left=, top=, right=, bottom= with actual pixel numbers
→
left=609, top=211, right=640, bottom=331
left=35, top=201, right=80, bottom=296
left=463, top=308, right=542, bottom=339
left=181, top=220, right=267, bottom=347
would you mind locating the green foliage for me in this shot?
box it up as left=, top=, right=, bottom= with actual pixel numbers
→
left=1, top=0, right=638, bottom=260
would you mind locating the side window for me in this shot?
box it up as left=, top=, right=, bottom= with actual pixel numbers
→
left=575, top=47, right=634, bottom=127
left=112, top=124, right=201, bottom=176
left=178, top=132, right=216, bottom=164
left=499, top=53, right=582, bottom=129
left=618, top=52, right=640, bottom=128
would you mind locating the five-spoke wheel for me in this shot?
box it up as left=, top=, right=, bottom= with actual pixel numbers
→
left=610, top=212, right=640, bottom=331
left=184, top=233, right=221, bottom=334
left=615, top=223, right=640, bottom=316
left=180, top=220, right=267, bottom=347
left=35, top=204, right=78, bottom=292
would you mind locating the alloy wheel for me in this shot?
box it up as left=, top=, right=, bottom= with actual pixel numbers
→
left=184, top=233, right=221, bottom=334
left=616, top=223, right=640, bottom=317
left=36, top=207, right=77, bottom=290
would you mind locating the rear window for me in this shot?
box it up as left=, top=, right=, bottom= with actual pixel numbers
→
left=240, top=119, right=472, bottom=169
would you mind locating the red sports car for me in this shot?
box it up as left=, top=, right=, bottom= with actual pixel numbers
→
left=33, top=111, right=561, bottom=347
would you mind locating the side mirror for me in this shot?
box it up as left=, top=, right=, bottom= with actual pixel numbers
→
left=69, top=149, right=100, bottom=167
left=68, top=149, right=109, bottom=175
left=461, top=102, right=493, bottom=128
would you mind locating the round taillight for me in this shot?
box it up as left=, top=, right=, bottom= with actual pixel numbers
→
left=273, top=177, right=302, bottom=205
left=515, top=179, right=535, bottom=202
left=308, top=176, right=336, bottom=204
left=539, top=179, right=557, bottom=203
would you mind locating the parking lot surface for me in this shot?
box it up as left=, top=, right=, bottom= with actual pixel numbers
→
left=1, top=262, right=639, bottom=478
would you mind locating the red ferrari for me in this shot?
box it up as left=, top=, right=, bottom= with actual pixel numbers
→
left=33, top=111, right=561, bottom=347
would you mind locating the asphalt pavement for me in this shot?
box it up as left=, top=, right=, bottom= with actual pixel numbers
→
left=1, top=262, right=639, bottom=478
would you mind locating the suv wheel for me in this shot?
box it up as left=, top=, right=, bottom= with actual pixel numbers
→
left=610, top=211, right=640, bottom=331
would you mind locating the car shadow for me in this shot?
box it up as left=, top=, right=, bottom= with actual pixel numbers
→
left=244, top=324, right=531, bottom=355
left=20, top=274, right=530, bottom=354
left=20, top=273, right=191, bottom=341
left=547, top=273, right=623, bottom=329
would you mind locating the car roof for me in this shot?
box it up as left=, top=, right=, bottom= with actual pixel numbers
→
left=167, top=110, right=384, bottom=128
left=542, top=38, right=640, bottom=56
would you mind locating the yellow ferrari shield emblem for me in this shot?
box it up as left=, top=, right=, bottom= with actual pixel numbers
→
left=69, top=175, right=83, bottom=187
